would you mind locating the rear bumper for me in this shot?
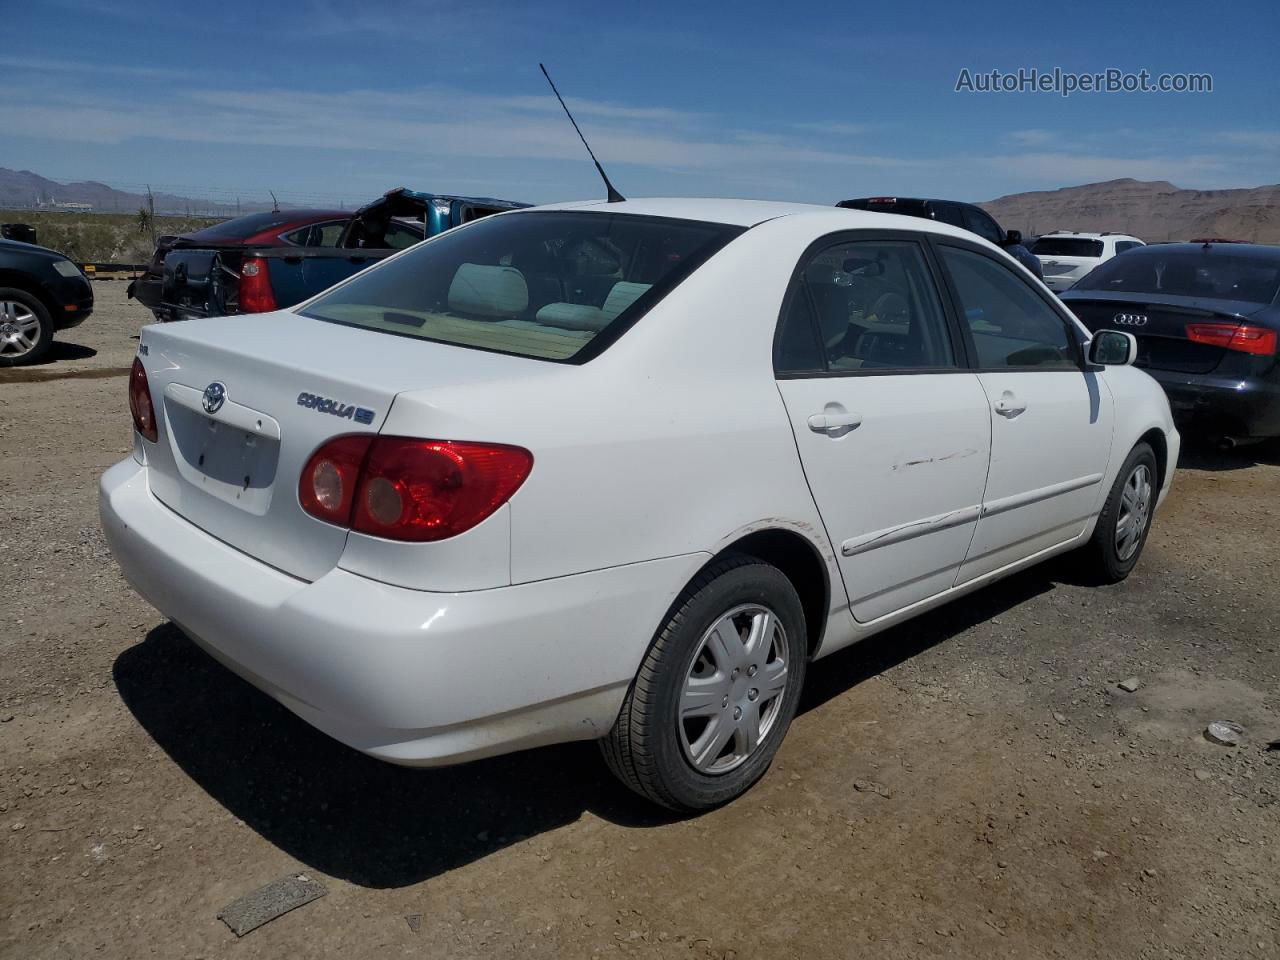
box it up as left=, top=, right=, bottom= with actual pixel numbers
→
left=1145, top=369, right=1280, bottom=439
left=100, top=458, right=705, bottom=766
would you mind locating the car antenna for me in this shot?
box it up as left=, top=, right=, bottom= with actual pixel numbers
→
left=539, top=63, right=625, bottom=203
left=269, top=190, right=280, bottom=213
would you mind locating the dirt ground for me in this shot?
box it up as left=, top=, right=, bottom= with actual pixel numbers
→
left=2, top=284, right=1278, bottom=959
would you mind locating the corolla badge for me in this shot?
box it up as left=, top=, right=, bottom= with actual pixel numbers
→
left=1113, top=313, right=1148, bottom=327
left=296, top=391, right=376, bottom=425
left=202, top=381, right=227, bottom=414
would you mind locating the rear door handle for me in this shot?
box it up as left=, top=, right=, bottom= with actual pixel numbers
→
left=993, top=391, right=1027, bottom=418
left=807, top=411, right=863, bottom=434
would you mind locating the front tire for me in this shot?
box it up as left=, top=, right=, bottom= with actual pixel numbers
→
left=0, top=288, right=54, bottom=367
left=601, top=555, right=808, bottom=812
left=1084, top=442, right=1158, bottom=583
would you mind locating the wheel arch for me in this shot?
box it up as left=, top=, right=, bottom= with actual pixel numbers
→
left=0, top=270, right=58, bottom=319
left=1137, top=426, right=1168, bottom=492
left=698, top=526, right=832, bottom=659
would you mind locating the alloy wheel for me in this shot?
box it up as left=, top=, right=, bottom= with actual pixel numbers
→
left=0, top=301, right=41, bottom=359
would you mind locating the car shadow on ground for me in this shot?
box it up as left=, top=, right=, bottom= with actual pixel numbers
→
left=112, top=562, right=1062, bottom=889
left=36, top=341, right=97, bottom=364
left=1177, top=437, right=1280, bottom=472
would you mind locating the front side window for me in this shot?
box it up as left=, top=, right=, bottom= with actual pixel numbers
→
left=301, top=212, right=743, bottom=362
left=776, top=239, right=955, bottom=374
left=940, top=245, right=1077, bottom=369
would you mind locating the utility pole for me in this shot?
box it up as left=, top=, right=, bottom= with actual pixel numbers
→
left=146, top=185, right=157, bottom=247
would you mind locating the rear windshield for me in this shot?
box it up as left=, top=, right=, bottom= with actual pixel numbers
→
left=1031, top=237, right=1104, bottom=258
left=1074, top=248, right=1280, bottom=304
left=299, top=211, right=744, bottom=362
left=188, top=212, right=305, bottom=241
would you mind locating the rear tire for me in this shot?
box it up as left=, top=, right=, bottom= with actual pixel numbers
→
left=0, top=288, right=54, bottom=367
left=601, top=555, right=807, bottom=812
left=1083, top=442, right=1157, bottom=583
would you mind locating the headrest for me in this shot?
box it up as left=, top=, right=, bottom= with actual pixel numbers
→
left=448, top=263, right=529, bottom=317
left=602, top=281, right=651, bottom=320
left=535, top=302, right=609, bottom=331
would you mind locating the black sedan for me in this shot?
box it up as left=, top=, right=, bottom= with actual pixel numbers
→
left=1062, top=243, right=1280, bottom=445
left=0, top=236, right=94, bottom=366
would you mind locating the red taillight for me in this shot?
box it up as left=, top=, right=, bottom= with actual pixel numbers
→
left=238, top=257, right=277, bottom=313
left=298, top=436, right=532, bottom=542
left=128, top=357, right=157, bottom=442
left=299, top=435, right=373, bottom=525
left=1185, top=322, right=1277, bottom=357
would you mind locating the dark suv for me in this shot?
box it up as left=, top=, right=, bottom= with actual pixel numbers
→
left=837, top=197, right=1043, bottom=279
left=0, top=234, right=93, bottom=366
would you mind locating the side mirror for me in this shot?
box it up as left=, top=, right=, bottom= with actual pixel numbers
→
left=1089, top=329, right=1137, bottom=366
left=1004, top=229, right=1022, bottom=246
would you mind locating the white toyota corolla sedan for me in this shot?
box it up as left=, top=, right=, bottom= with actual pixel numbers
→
left=101, top=198, right=1178, bottom=811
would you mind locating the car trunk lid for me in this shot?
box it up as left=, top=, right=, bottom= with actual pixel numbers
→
left=1065, top=293, right=1265, bottom=374
left=137, top=310, right=547, bottom=582
left=1037, top=255, right=1096, bottom=280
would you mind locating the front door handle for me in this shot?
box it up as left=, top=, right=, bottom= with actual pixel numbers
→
left=807, top=411, right=863, bottom=434
left=993, top=390, right=1027, bottom=418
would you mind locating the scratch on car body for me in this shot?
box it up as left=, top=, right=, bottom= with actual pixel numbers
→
left=893, top=448, right=980, bottom=471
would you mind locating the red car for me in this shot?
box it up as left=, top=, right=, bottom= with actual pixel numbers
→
left=128, top=209, right=351, bottom=321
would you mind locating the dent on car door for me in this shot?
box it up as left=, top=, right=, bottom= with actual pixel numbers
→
left=934, top=243, right=1115, bottom=583
left=774, top=235, right=993, bottom=623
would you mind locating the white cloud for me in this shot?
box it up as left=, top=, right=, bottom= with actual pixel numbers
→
left=0, top=80, right=924, bottom=182
left=791, top=122, right=872, bottom=137
left=0, top=55, right=186, bottom=79
left=1005, top=129, right=1057, bottom=146
left=1219, top=130, right=1280, bottom=151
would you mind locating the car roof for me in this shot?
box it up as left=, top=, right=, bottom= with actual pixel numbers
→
left=514, top=197, right=985, bottom=240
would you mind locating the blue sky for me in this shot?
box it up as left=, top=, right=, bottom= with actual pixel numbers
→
left=4, top=0, right=1279, bottom=209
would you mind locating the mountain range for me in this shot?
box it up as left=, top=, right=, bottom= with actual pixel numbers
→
left=0, top=168, right=266, bottom=217
left=981, top=178, right=1280, bottom=243
left=3, top=167, right=1280, bottom=242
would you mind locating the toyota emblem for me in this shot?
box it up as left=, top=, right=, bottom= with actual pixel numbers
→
left=202, top=381, right=227, bottom=414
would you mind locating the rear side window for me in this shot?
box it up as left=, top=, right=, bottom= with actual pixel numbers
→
left=931, top=203, right=967, bottom=228
left=962, top=207, right=1004, bottom=245
left=1113, top=240, right=1142, bottom=254
left=300, top=212, right=743, bottom=362
left=284, top=221, right=348, bottom=247
left=1031, top=237, right=1104, bottom=258
left=939, top=245, right=1077, bottom=369
left=776, top=240, right=955, bottom=374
